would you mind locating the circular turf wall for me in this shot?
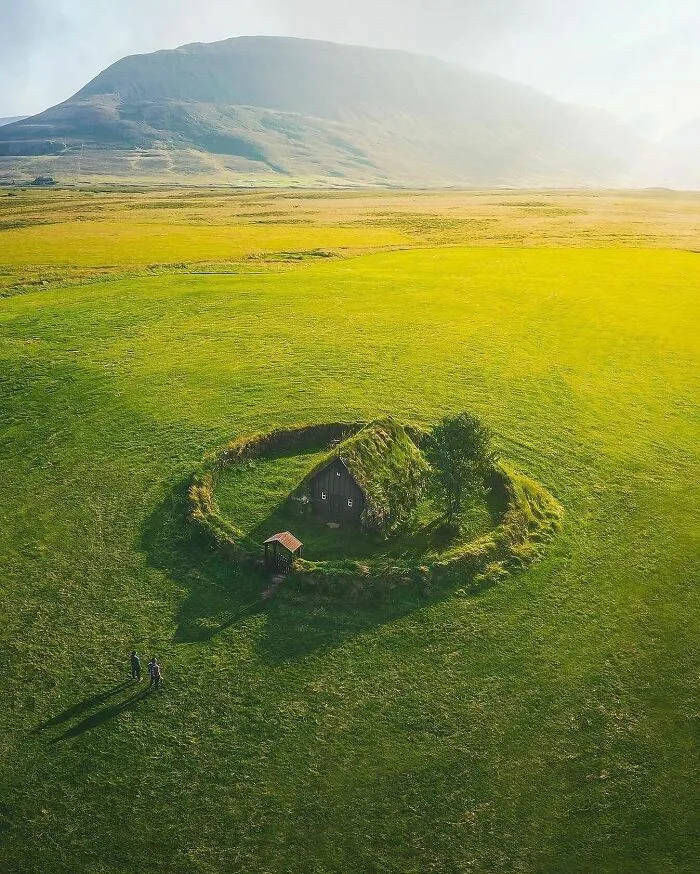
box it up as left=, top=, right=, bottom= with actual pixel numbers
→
left=186, top=422, right=563, bottom=599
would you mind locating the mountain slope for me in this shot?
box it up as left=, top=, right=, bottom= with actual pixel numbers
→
left=0, top=36, right=643, bottom=186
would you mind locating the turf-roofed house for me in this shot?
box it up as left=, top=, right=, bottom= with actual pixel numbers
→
left=303, top=419, right=430, bottom=532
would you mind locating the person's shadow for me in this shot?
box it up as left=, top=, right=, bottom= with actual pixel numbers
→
left=30, top=680, right=133, bottom=734
left=50, top=686, right=154, bottom=741
left=31, top=681, right=159, bottom=742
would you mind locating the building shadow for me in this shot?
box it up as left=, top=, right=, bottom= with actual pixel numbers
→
left=140, top=478, right=267, bottom=645
left=139, top=476, right=503, bottom=665
left=258, top=588, right=426, bottom=664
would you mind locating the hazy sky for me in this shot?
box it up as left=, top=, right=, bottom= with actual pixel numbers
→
left=1, top=0, right=698, bottom=136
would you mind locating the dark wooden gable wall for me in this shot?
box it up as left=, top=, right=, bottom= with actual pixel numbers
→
left=308, top=458, right=365, bottom=522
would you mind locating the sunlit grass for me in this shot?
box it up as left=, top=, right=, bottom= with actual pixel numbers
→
left=0, top=220, right=408, bottom=267
left=0, top=189, right=698, bottom=873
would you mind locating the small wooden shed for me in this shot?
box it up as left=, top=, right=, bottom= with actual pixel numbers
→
left=264, top=532, right=303, bottom=573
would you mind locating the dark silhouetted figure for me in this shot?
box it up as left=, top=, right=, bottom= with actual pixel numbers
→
left=130, top=651, right=141, bottom=681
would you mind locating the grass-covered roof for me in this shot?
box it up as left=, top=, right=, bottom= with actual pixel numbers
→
left=309, top=418, right=430, bottom=533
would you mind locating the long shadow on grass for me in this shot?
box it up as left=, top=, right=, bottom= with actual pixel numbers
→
left=140, top=478, right=266, bottom=645
left=30, top=681, right=133, bottom=733
left=140, top=478, right=504, bottom=665
left=31, top=683, right=158, bottom=742
left=51, top=687, right=154, bottom=742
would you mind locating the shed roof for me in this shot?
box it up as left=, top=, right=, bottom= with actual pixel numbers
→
left=264, top=531, right=303, bottom=553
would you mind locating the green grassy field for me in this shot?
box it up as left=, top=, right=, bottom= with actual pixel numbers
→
left=211, top=445, right=493, bottom=564
left=0, top=188, right=698, bottom=873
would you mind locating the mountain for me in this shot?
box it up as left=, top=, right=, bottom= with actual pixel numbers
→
left=0, top=36, right=644, bottom=186
left=0, top=116, right=26, bottom=127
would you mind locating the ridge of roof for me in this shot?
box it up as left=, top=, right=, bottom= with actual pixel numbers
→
left=306, top=418, right=430, bottom=532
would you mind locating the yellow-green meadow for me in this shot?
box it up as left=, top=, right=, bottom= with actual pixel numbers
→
left=1, top=186, right=698, bottom=873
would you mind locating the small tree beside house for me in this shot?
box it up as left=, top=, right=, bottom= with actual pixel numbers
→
left=425, top=412, right=497, bottom=528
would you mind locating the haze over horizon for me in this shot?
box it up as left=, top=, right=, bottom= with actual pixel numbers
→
left=1, top=0, right=698, bottom=140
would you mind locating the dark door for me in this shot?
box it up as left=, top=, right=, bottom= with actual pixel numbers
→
left=273, top=550, right=293, bottom=574
left=328, top=494, right=345, bottom=520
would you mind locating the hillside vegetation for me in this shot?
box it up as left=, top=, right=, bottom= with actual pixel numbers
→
left=0, top=188, right=698, bottom=873
left=0, top=36, right=642, bottom=187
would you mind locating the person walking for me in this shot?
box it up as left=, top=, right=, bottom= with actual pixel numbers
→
left=148, top=656, right=163, bottom=690
left=152, top=660, right=163, bottom=690
left=130, top=650, right=142, bottom=682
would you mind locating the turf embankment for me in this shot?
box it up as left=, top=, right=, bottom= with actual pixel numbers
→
left=186, top=422, right=562, bottom=597
left=188, top=422, right=360, bottom=561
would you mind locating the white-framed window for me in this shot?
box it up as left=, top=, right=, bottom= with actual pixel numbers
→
left=321, top=491, right=327, bottom=500
left=347, top=499, right=353, bottom=508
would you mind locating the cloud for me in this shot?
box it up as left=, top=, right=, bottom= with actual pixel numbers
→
left=267, top=0, right=536, bottom=55
left=0, top=1, right=62, bottom=66
left=0, top=0, right=72, bottom=116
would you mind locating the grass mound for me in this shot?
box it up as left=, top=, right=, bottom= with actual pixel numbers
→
left=186, top=422, right=563, bottom=599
